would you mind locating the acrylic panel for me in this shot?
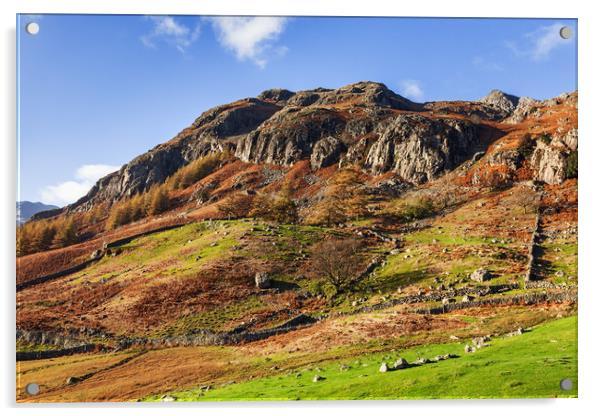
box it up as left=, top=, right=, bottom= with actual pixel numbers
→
left=16, top=14, right=578, bottom=402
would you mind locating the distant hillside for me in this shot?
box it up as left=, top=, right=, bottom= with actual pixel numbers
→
left=16, top=201, right=59, bottom=224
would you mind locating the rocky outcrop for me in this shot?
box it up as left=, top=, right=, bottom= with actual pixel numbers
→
left=235, top=107, right=347, bottom=165
left=257, top=88, right=295, bottom=104
left=506, top=96, right=539, bottom=124
left=313, top=81, right=422, bottom=110
left=69, top=98, right=281, bottom=211
left=479, top=89, right=520, bottom=116
left=363, top=115, right=481, bottom=184
left=531, top=129, right=578, bottom=184
left=310, top=136, right=345, bottom=169
left=67, top=81, right=575, bottom=212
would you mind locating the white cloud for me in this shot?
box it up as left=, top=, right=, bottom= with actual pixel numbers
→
left=399, top=79, right=424, bottom=101
left=141, top=16, right=201, bottom=53
left=210, top=17, right=288, bottom=68
left=40, top=164, right=120, bottom=206
left=507, top=23, right=573, bottom=61
left=472, top=56, right=503, bottom=72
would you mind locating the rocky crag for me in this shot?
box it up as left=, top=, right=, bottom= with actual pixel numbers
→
left=62, top=81, right=577, bottom=213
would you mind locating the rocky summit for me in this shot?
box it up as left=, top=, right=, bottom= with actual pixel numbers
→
left=63, top=81, right=577, bottom=213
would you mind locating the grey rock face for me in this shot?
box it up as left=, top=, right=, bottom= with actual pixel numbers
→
left=530, top=129, right=578, bottom=185
left=364, top=115, right=480, bottom=184
left=310, top=136, right=345, bottom=169
left=506, top=96, right=539, bottom=124
left=236, top=107, right=347, bottom=166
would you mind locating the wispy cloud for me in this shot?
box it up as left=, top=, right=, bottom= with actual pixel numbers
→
left=141, top=16, right=201, bottom=53
left=472, top=56, right=503, bottom=72
left=210, top=17, right=288, bottom=68
left=40, top=164, right=120, bottom=206
left=506, top=23, right=573, bottom=61
left=399, top=79, right=424, bottom=101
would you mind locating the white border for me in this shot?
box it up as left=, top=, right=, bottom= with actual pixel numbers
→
left=2, top=1, right=600, bottom=415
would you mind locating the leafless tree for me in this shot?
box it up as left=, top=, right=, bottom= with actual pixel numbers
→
left=310, top=238, right=365, bottom=295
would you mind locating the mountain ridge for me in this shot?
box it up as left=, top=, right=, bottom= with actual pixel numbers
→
left=17, top=201, right=59, bottom=224
left=59, top=81, right=575, bottom=214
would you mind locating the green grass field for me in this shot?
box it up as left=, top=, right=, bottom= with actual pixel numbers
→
left=148, top=315, right=577, bottom=401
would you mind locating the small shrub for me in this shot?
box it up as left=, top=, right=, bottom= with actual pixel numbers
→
left=397, top=198, right=435, bottom=222
left=539, top=133, right=552, bottom=145
left=517, top=136, right=536, bottom=159
left=566, top=150, right=577, bottom=179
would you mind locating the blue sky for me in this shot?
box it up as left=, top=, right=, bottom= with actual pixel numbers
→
left=17, top=15, right=577, bottom=206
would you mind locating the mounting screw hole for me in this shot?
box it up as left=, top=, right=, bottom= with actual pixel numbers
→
left=25, top=22, right=40, bottom=35
left=25, top=383, right=40, bottom=395
left=560, top=378, right=573, bottom=391
left=559, top=26, right=572, bottom=40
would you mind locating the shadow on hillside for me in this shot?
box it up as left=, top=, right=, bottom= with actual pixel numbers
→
left=270, top=280, right=301, bottom=292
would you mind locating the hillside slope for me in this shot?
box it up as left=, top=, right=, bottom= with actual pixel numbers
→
left=16, top=82, right=578, bottom=402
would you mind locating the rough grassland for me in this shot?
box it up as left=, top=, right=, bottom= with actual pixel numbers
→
left=156, top=316, right=576, bottom=401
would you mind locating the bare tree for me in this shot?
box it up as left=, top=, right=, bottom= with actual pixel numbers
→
left=310, top=238, right=365, bottom=295
left=516, top=189, right=540, bottom=214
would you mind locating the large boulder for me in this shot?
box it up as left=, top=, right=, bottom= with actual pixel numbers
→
left=393, top=357, right=409, bottom=370
left=470, top=268, right=492, bottom=282
left=254, top=272, right=272, bottom=289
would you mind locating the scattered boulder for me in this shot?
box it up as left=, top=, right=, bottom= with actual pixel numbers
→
left=90, top=249, right=102, bottom=260
left=65, top=376, right=81, bottom=385
left=464, top=345, right=476, bottom=353
left=254, top=272, right=272, bottom=289
left=470, top=268, right=492, bottom=282
left=472, top=336, right=491, bottom=348
left=161, top=395, right=176, bottom=402
left=312, top=374, right=324, bottom=382
left=379, top=362, right=389, bottom=373
left=393, top=358, right=409, bottom=370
